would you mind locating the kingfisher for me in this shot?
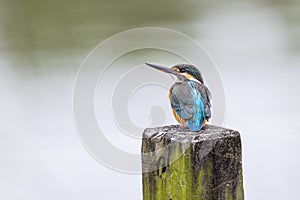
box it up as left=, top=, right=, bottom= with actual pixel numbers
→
left=145, top=63, right=211, bottom=131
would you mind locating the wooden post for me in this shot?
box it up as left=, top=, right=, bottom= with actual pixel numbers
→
left=142, top=125, right=244, bottom=200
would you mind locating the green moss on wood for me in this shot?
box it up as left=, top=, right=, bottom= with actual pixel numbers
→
left=142, top=125, right=244, bottom=200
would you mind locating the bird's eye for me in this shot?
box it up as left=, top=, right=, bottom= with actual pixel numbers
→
left=180, top=68, right=186, bottom=73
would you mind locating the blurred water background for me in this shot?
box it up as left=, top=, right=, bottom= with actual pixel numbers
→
left=0, top=0, right=300, bottom=199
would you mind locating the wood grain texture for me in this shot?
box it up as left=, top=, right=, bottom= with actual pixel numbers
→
left=142, top=125, right=244, bottom=200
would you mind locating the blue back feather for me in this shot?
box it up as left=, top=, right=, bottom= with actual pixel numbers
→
left=188, top=81, right=205, bottom=131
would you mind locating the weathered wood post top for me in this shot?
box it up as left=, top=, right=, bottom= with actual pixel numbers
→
left=142, top=124, right=244, bottom=200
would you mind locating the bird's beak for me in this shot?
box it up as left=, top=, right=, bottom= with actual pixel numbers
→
left=145, top=63, right=177, bottom=76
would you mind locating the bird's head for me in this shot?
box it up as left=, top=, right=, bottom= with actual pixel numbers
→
left=145, top=63, right=204, bottom=84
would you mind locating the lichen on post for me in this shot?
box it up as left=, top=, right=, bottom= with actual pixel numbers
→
left=141, top=125, right=244, bottom=200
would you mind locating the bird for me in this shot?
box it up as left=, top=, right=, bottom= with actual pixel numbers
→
left=145, top=63, right=211, bottom=131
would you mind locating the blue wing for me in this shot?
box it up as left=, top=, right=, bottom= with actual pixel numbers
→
left=170, top=81, right=211, bottom=131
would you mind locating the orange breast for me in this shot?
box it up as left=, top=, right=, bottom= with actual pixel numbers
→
left=169, top=90, right=186, bottom=126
